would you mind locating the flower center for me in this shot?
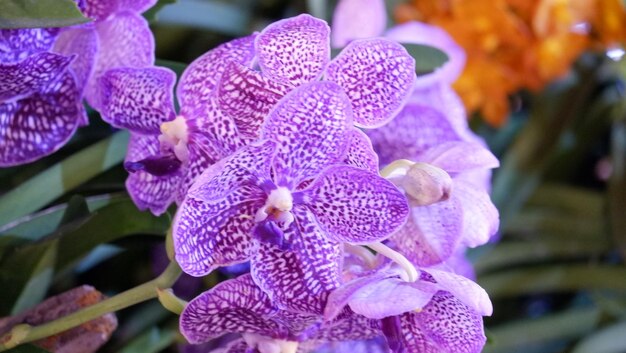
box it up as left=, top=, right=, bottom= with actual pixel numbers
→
left=255, top=187, right=295, bottom=228
left=158, top=116, right=189, bottom=162
left=242, top=333, right=299, bottom=353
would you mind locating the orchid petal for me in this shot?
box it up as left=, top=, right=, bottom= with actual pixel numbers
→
left=416, top=141, right=500, bottom=173
left=344, top=128, right=379, bottom=174
left=303, top=165, right=408, bottom=244
left=422, top=268, right=493, bottom=316
left=0, top=28, right=59, bottom=63
left=390, top=198, right=463, bottom=267
left=53, top=26, right=99, bottom=94
left=454, top=181, right=499, bottom=247
left=173, top=141, right=276, bottom=277
left=331, top=0, right=387, bottom=48
left=178, top=35, right=256, bottom=111
left=255, top=14, right=330, bottom=86
left=367, top=103, right=463, bottom=166
left=217, top=62, right=289, bottom=141
left=326, top=38, right=415, bottom=128
left=125, top=133, right=181, bottom=215
left=399, top=292, right=486, bottom=353
left=0, top=72, right=83, bottom=167
left=86, top=11, right=154, bottom=109
left=252, top=207, right=342, bottom=315
left=100, top=67, right=176, bottom=133
left=262, top=81, right=352, bottom=188
left=318, top=313, right=382, bottom=342
left=175, top=142, right=217, bottom=204
left=180, top=275, right=281, bottom=344
left=0, top=52, right=72, bottom=103
left=385, top=21, right=466, bottom=86
left=83, top=0, right=156, bottom=20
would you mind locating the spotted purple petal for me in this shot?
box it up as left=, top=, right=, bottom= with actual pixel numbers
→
left=100, top=67, right=176, bottom=134
left=385, top=22, right=466, bottom=86
left=83, top=0, right=157, bottom=20
left=125, top=133, right=181, bottom=215
left=255, top=14, right=330, bottom=87
left=86, top=11, right=155, bottom=109
left=416, top=141, right=499, bottom=173
left=422, top=268, right=492, bottom=316
left=0, top=72, right=83, bottom=167
left=399, top=292, right=486, bottom=353
left=325, top=38, right=415, bottom=128
left=180, top=275, right=281, bottom=344
left=185, top=100, right=246, bottom=160
left=317, top=312, right=382, bottom=342
left=454, top=181, right=499, bottom=248
left=262, top=81, right=352, bottom=188
left=343, top=128, right=379, bottom=174
left=0, top=52, right=72, bottom=103
left=217, top=62, right=289, bottom=141
left=173, top=141, right=276, bottom=277
left=0, top=28, right=59, bottom=63
left=390, top=198, right=463, bottom=267
left=367, top=103, right=463, bottom=166
left=175, top=143, right=218, bottom=204
left=302, top=165, right=408, bottom=244
left=178, top=35, right=257, bottom=111
left=331, top=0, right=387, bottom=48
left=53, top=26, right=99, bottom=94
left=251, top=207, right=342, bottom=315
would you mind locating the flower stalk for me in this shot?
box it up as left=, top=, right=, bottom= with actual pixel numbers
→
left=0, top=261, right=182, bottom=351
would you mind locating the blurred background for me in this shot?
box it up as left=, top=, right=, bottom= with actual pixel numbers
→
left=1, top=0, right=625, bottom=352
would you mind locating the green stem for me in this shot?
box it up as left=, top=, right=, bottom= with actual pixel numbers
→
left=0, top=261, right=182, bottom=351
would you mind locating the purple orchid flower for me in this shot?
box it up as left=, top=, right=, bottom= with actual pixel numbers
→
left=99, top=35, right=258, bottom=215
left=252, top=14, right=416, bottom=129
left=180, top=274, right=382, bottom=353
left=324, top=259, right=492, bottom=353
left=0, top=31, right=87, bottom=166
left=173, top=81, right=409, bottom=314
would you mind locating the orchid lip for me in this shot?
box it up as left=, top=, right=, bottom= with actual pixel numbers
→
left=255, top=186, right=295, bottom=228
left=124, top=154, right=182, bottom=176
left=158, top=116, right=189, bottom=163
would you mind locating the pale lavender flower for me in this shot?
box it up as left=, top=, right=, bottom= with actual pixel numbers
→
left=180, top=274, right=381, bottom=352
left=173, top=81, right=409, bottom=314
left=99, top=35, right=258, bottom=215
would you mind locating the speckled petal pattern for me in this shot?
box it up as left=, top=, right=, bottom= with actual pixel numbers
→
left=251, top=207, right=342, bottom=315
left=0, top=52, right=72, bottom=103
left=83, top=0, right=157, bottom=20
left=86, top=11, right=155, bottom=110
left=217, top=62, right=289, bottom=140
left=0, top=72, right=83, bottom=167
left=399, top=292, right=486, bottom=353
left=262, top=81, right=353, bottom=188
left=0, top=28, right=59, bottom=63
left=344, top=128, right=379, bottom=174
left=180, top=275, right=281, bottom=344
left=303, top=165, right=409, bottom=244
left=177, top=35, right=257, bottom=111
left=100, top=67, right=176, bottom=134
left=173, top=141, right=276, bottom=277
left=255, top=14, right=330, bottom=86
left=125, top=133, right=181, bottom=215
left=326, top=38, right=415, bottom=128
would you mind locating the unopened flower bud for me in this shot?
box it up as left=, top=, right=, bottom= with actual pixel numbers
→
left=400, top=162, right=452, bottom=206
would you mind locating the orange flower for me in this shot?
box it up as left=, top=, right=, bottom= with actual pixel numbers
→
left=396, top=0, right=626, bottom=126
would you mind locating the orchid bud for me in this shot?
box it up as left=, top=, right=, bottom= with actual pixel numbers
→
left=402, top=162, right=453, bottom=206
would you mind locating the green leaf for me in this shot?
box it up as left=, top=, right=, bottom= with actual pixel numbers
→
left=480, top=265, right=626, bottom=299
left=572, top=321, right=626, bottom=353
left=401, top=44, right=449, bottom=75
left=0, top=0, right=90, bottom=29
left=6, top=344, right=52, bottom=353
left=0, top=240, right=58, bottom=315
left=609, top=120, right=626, bottom=259
left=120, top=327, right=176, bottom=353
left=58, top=195, right=90, bottom=227
left=0, top=131, right=129, bottom=228
left=143, top=0, right=177, bottom=22
left=483, top=307, right=601, bottom=353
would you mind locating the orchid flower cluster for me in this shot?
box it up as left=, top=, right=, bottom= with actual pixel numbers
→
left=1, top=2, right=500, bottom=352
